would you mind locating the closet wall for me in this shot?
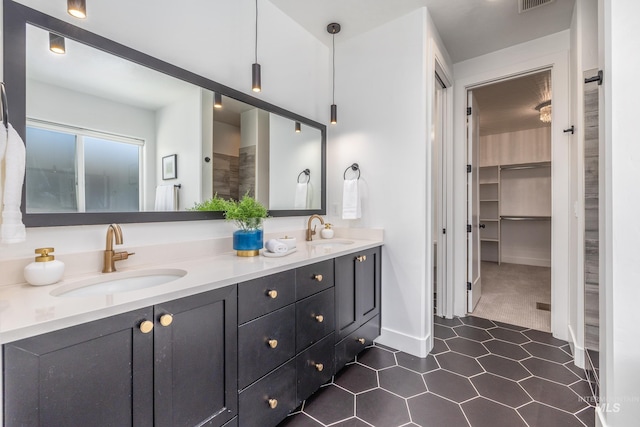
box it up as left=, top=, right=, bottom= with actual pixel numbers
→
left=479, top=127, right=552, bottom=266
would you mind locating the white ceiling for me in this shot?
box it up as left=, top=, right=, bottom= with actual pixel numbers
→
left=472, top=70, right=552, bottom=136
left=270, top=0, right=576, bottom=63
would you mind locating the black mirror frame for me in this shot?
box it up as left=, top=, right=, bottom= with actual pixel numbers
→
left=3, top=0, right=326, bottom=227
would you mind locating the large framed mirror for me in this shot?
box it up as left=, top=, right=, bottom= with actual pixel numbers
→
left=3, top=0, right=326, bottom=227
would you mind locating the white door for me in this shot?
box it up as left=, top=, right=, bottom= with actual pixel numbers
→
left=467, top=91, right=482, bottom=312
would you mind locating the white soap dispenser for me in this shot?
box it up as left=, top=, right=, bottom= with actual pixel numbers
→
left=24, top=247, right=65, bottom=286
left=320, top=223, right=334, bottom=239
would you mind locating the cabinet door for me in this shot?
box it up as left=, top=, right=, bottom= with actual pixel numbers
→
left=154, top=285, right=238, bottom=427
left=335, top=246, right=381, bottom=341
left=3, top=308, right=154, bottom=427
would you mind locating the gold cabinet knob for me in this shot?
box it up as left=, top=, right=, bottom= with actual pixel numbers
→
left=357, top=338, right=366, bottom=345
left=159, top=314, right=173, bottom=327
left=315, top=363, right=324, bottom=372
left=268, top=398, right=278, bottom=409
left=139, top=320, right=154, bottom=334
left=357, top=255, right=367, bottom=262
left=315, top=314, right=324, bottom=323
left=268, top=339, right=278, bottom=349
left=267, top=289, right=278, bottom=299
left=313, top=274, right=323, bottom=282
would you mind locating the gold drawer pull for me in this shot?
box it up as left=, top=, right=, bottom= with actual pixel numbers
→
left=268, top=398, right=278, bottom=409
left=159, top=314, right=173, bottom=327
left=356, top=255, right=367, bottom=262
left=268, top=339, right=278, bottom=349
left=313, top=274, right=323, bottom=282
left=315, top=314, right=324, bottom=323
left=139, top=320, right=154, bottom=334
left=267, top=290, right=278, bottom=299
left=357, top=338, right=366, bottom=345
left=315, top=363, right=324, bottom=372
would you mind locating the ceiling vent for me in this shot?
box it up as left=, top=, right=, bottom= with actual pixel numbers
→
left=519, top=0, right=555, bottom=13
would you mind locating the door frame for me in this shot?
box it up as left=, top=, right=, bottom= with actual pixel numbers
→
left=449, top=43, right=571, bottom=341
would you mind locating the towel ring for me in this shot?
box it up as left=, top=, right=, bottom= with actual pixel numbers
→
left=0, top=82, right=8, bottom=130
left=297, top=169, right=310, bottom=184
left=343, top=163, right=360, bottom=180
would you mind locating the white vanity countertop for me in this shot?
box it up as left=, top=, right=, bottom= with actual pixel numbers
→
left=0, top=234, right=383, bottom=344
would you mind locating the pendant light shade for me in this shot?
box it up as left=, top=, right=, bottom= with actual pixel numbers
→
left=295, top=121, right=301, bottom=133
left=214, top=92, right=222, bottom=109
left=251, top=0, right=262, bottom=92
left=67, top=0, right=86, bottom=19
left=327, top=23, right=341, bottom=125
left=49, top=33, right=66, bottom=54
left=252, top=63, right=261, bottom=92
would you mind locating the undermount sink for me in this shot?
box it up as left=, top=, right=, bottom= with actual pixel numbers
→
left=51, top=268, right=187, bottom=298
left=306, top=239, right=354, bottom=247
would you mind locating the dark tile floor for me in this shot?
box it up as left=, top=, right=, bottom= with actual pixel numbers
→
left=278, top=316, right=594, bottom=427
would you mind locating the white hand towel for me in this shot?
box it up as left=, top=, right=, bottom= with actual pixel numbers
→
left=154, top=185, right=177, bottom=211
left=265, top=239, right=288, bottom=254
left=294, top=182, right=308, bottom=209
left=1, top=124, right=27, bottom=244
left=342, top=178, right=361, bottom=220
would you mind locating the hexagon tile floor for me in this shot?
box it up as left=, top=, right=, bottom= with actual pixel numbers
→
left=278, top=316, right=595, bottom=427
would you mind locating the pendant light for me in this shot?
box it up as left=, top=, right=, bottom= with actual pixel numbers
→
left=295, top=122, right=301, bottom=133
left=49, top=33, right=66, bottom=54
left=327, top=23, right=341, bottom=124
left=535, top=100, right=552, bottom=123
left=252, top=0, right=261, bottom=92
left=67, top=0, right=86, bottom=19
left=214, top=92, right=223, bottom=109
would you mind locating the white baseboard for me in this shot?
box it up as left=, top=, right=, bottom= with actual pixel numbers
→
left=501, top=255, right=551, bottom=267
left=596, top=406, right=607, bottom=427
left=375, top=326, right=430, bottom=358
left=568, top=324, right=586, bottom=368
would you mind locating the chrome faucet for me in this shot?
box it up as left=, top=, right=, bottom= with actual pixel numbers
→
left=102, top=224, right=135, bottom=273
left=306, top=214, right=325, bottom=241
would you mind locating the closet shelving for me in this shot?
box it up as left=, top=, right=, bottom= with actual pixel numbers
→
left=479, top=161, right=551, bottom=264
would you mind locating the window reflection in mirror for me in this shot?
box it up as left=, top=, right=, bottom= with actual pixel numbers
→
left=24, top=22, right=322, bottom=215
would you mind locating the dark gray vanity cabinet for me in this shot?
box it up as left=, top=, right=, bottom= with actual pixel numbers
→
left=237, top=262, right=336, bottom=427
left=334, top=246, right=382, bottom=372
left=3, top=285, right=238, bottom=427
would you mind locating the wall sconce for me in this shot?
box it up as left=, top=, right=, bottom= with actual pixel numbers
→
left=295, top=122, right=301, bottom=133
left=252, top=0, right=261, bottom=92
left=67, top=0, right=86, bottom=19
left=327, top=23, right=341, bottom=124
left=535, top=100, right=551, bottom=123
left=49, top=33, right=66, bottom=54
left=214, top=92, right=222, bottom=109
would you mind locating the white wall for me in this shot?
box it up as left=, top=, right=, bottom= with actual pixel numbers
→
left=326, top=8, right=452, bottom=357
left=600, top=1, right=640, bottom=425
left=269, top=114, right=322, bottom=210
left=0, top=0, right=329, bottom=264
left=453, top=31, right=571, bottom=341
left=155, top=86, right=202, bottom=210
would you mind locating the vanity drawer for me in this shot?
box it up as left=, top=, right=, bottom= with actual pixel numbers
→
left=335, top=315, right=380, bottom=373
left=238, top=270, right=296, bottom=324
left=238, top=305, right=296, bottom=389
left=296, top=288, right=335, bottom=353
left=296, top=333, right=335, bottom=404
left=238, top=359, right=297, bottom=427
left=296, top=259, right=334, bottom=300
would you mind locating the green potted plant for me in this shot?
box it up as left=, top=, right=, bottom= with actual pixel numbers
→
left=191, top=193, right=268, bottom=256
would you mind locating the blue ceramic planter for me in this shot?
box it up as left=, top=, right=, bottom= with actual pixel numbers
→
left=233, top=229, right=263, bottom=256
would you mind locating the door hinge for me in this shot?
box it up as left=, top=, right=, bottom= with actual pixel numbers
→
left=467, top=164, right=472, bottom=173
left=467, top=224, right=472, bottom=233
left=467, top=107, right=472, bottom=116
left=467, top=282, right=472, bottom=291
left=442, top=228, right=446, bottom=235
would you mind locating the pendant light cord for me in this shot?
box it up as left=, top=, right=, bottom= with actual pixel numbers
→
left=332, top=33, right=335, bottom=104
left=255, top=0, right=258, bottom=63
